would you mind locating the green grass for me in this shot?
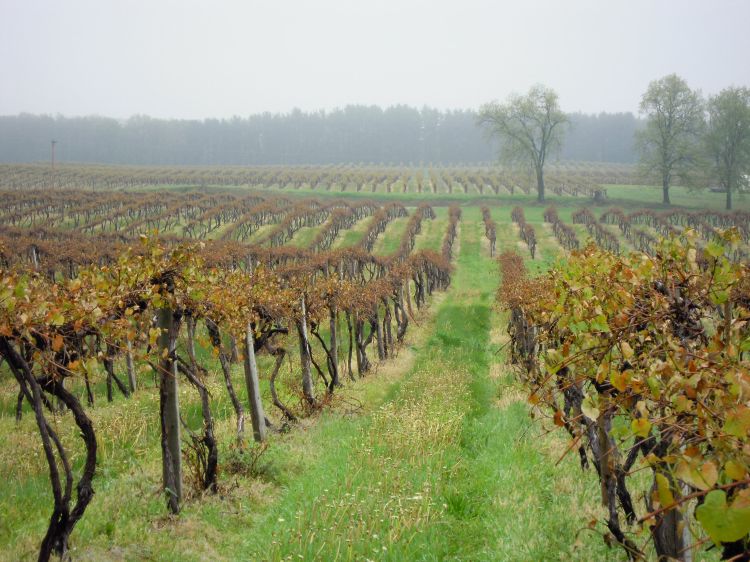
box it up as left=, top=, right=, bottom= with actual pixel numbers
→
left=413, top=207, right=448, bottom=253
left=287, top=224, right=320, bottom=248
left=603, top=184, right=745, bottom=210
left=234, top=206, right=622, bottom=561
left=2, top=187, right=744, bottom=561
left=373, top=213, right=411, bottom=256
left=331, top=214, right=372, bottom=249
left=156, top=179, right=746, bottom=212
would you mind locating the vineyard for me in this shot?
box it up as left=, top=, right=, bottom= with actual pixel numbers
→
left=1, top=177, right=749, bottom=561
left=0, top=161, right=639, bottom=195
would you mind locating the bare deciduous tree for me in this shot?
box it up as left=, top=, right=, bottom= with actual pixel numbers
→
left=636, top=74, right=704, bottom=205
left=478, top=85, right=568, bottom=202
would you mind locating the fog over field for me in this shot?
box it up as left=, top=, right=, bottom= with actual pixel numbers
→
left=3, top=2, right=750, bottom=562
left=1, top=0, right=749, bottom=119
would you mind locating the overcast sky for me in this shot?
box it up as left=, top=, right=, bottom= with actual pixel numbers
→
left=1, top=0, right=748, bottom=119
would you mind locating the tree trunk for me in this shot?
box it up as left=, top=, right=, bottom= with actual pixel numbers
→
left=354, top=312, right=371, bottom=376
left=103, top=344, right=130, bottom=401
left=266, top=345, right=296, bottom=421
left=396, top=286, right=409, bottom=342
left=125, top=340, right=137, bottom=392
left=297, top=296, right=315, bottom=406
left=83, top=369, right=94, bottom=407
left=15, top=389, right=23, bottom=421
left=649, top=474, right=687, bottom=559
left=176, top=359, right=218, bottom=493
left=205, top=319, right=245, bottom=442
left=404, top=279, right=414, bottom=318
left=383, top=299, right=393, bottom=355
left=329, top=307, right=339, bottom=385
left=242, top=324, right=267, bottom=443
left=185, top=315, right=198, bottom=367
left=536, top=165, right=545, bottom=203
left=157, top=306, right=182, bottom=514
left=662, top=175, right=671, bottom=205
left=230, top=336, right=240, bottom=364
left=726, top=181, right=733, bottom=210
left=346, top=311, right=355, bottom=381
left=374, top=307, right=385, bottom=360
left=1, top=338, right=97, bottom=562
left=353, top=311, right=364, bottom=377
left=183, top=319, right=218, bottom=491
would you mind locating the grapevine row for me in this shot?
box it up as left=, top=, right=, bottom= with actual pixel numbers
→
left=499, top=231, right=750, bottom=560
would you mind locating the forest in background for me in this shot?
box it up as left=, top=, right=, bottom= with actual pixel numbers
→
left=0, top=107, right=641, bottom=166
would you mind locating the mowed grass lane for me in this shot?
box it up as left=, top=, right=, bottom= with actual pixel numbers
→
left=239, top=207, right=618, bottom=560
left=0, top=204, right=635, bottom=561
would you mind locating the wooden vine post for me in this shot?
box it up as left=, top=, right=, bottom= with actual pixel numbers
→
left=157, top=303, right=182, bottom=514
left=242, top=323, right=267, bottom=442
left=296, top=294, right=316, bottom=406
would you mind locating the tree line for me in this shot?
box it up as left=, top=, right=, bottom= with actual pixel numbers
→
left=478, top=76, right=750, bottom=209
left=0, top=107, right=640, bottom=166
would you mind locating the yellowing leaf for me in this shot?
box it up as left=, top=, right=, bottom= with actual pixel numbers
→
left=51, top=334, right=64, bottom=352
left=655, top=473, right=674, bottom=507
left=610, top=370, right=629, bottom=392
left=675, top=459, right=716, bottom=492
left=581, top=395, right=600, bottom=421
left=700, top=461, right=719, bottom=489
left=631, top=418, right=652, bottom=438
left=725, top=460, right=746, bottom=481
left=49, top=311, right=65, bottom=326
left=725, top=407, right=750, bottom=438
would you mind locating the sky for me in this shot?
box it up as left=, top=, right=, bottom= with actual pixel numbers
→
left=1, top=0, right=749, bottom=119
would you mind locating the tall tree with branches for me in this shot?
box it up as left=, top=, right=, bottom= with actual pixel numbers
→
left=636, top=74, right=705, bottom=205
left=704, top=86, right=750, bottom=210
left=478, top=85, right=568, bottom=202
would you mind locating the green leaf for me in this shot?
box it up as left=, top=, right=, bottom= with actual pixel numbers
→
left=696, top=490, right=750, bottom=544
left=725, top=407, right=750, bottom=438
left=50, top=311, right=65, bottom=326
left=647, top=376, right=661, bottom=400
left=591, top=314, right=610, bottom=333
left=581, top=394, right=600, bottom=421
left=13, top=276, right=27, bottom=298
left=655, top=473, right=674, bottom=507
left=711, top=289, right=729, bottom=305
left=705, top=240, right=725, bottom=259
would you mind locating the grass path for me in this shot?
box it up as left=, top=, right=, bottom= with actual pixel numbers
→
left=236, top=208, right=617, bottom=560
left=331, top=214, right=371, bottom=248
left=373, top=214, right=410, bottom=256
left=2, top=208, right=625, bottom=561
left=413, top=207, right=448, bottom=253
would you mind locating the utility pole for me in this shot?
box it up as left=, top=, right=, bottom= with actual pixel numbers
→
left=50, top=140, right=57, bottom=189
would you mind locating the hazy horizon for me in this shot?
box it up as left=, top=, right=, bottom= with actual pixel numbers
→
left=2, top=0, right=749, bottom=120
